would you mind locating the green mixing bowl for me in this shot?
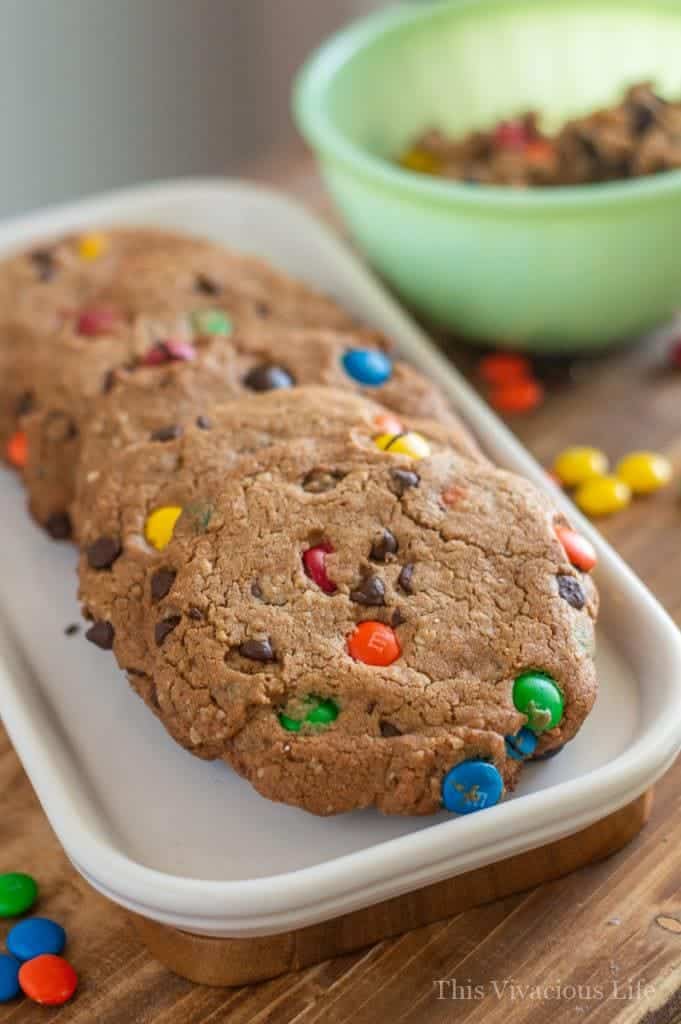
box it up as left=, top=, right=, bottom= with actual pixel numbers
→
left=294, top=0, right=681, bottom=351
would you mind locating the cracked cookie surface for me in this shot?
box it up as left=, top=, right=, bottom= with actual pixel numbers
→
left=79, top=388, right=598, bottom=815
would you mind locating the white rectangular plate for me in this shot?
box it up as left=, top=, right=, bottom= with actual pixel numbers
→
left=1, top=180, right=680, bottom=938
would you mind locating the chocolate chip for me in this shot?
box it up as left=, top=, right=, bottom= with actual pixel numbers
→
left=243, top=364, right=295, bottom=392
left=557, top=574, right=586, bottom=610
left=251, top=579, right=263, bottom=599
left=256, top=301, right=271, bottom=318
left=101, top=370, right=116, bottom=394
left=390, top=469, right=420, bottom=496
left=370, top=528, right=398, bottom=562
left=196, top=415, right=212, bottom=430
left=46, top=513, right=72, bottom=540
left=126, top=667, right=147, bottom=677
left=87, top=536, right=121, bottom=570
left=30, top=249, right=56, bottom=281
left=188, top=607, right=203, bottom=621
left=150, top=569, right=176, bottom=601
left=155, top=616, right=181, bottom=646
left=15, top=391, right=34, bottom=417
left=150, top=424, right=183, bottom=443
left=350, top=575, right=386, bottom=606
left=398, top=564, right=415, bottom=594
left=533, top=743, right=564, bottom=762
left=380, top=720, right=402, bottom=738
left=64, top=623, right=80, bottom=636
left=631, top=102, right=656, bottom=136
left=44, top=411, right=78, bottom=443
left=391, top=608, right=406, bottom=628
left=195, top=273, right=220, bottom=296
left=301, top=467, right=344, bottom=493
left=239, top=638, right=275, bottom=662
left=86, top=620, right=114, bottom=650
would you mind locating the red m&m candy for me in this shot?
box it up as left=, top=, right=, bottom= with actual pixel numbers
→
left=19, top=954, right=77, bottom=1006
left=76, top=307, right=117, bottom=337
left=348, top=621, right=401, bottom=666
left=302, top=543, right=337, bottom=594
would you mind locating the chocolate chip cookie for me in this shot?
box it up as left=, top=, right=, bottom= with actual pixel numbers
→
left=78, top=388, right=598, bottom=816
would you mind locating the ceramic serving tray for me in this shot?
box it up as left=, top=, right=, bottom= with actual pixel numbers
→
left=1, top=179, right=680, bottom=938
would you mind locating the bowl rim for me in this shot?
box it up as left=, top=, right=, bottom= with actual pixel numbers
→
left=294, top=0, right=681, bottom=212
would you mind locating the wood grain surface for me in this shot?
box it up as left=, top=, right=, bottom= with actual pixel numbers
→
left=2, top=157, right=681, bottom=1023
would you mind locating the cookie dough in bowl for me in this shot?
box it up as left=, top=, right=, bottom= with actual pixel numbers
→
left=78, top=388, right=598, bottom=816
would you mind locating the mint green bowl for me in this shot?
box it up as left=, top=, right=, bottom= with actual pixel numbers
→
left=294, top=0, right=681, bottom=352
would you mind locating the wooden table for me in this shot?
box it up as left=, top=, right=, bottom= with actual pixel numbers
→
left=2, top=157, right=681, bottom=1023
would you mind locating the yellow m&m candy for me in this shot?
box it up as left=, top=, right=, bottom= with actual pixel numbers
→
left=374, top=432, right=431, bottom=460
left=616, top=451, right=672, bottom=495
left=553, top=446, right=609, bottom=488
left=145, top=506, right=182, bottom=551
left=399, top=147, right=441, bottom=175
left=574, top=475, right=631, bottom=517
left=78, top=232, right=108, bottom=262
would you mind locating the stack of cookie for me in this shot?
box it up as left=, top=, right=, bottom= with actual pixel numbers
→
left=0, top=227, right=599, bottom=816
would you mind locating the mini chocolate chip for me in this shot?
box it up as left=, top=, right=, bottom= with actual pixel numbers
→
left=380, top=720, right=402, bottom=738
left=239, top=638, right=275, bottom=662
left=366, top=700, right=377, bottom=715
left=46, top=513, right=72, bottom=540
left=398, top=564, right=415, bottom=594
left=631, top=103, right=656, bottom=136
left=126, top=667, right=147, bottom=677
left=251, top=579, right=263, bottom=599
left=86, top=620, right=114, bottom=650
left=557, top=574, right=586, bottom=610
left=256, top=301, right=271, bottom=318
left=64, top=623, right=80, bottom=636
left=390, top=468, right=420, bottom=496
left=150, top=424, right=183, bottom=443
left=15, top=391, right=34, bottom=417
left=391, top=608, right=406, bottom=628
left=350, top=575, right=386, bottom=606
left=30, top=249, right=56, bottom=281
left=243, top=364, right=295, bottom=392
left=87, top=536, right=121, bottom=570
left=101, top=369, right=116, bottom=394
left=302, top=467, right=344, bottom=493
left=155, top=616, right=181, bottom=646
left=188, top=607, right=203, bottom=620
left=196, top=415, right=212, bottom=430
left=370, top=528, right=398, bottom=562
left=195, top=273, right=220, bottom=295
left=150, top=569, right=176, bottom=601
left=578, top=133, right=599, bottom=159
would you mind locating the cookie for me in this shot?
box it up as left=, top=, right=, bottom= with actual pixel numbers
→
left=78, top=388, right=598, bottom=816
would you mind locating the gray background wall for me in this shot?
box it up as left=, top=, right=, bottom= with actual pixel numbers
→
left=0, top=0, right=384, bottom=217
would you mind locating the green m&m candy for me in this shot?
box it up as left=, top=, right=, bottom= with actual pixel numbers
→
left=279, top=697, right=338, bottom=732
left=0, top=873, right=38, bottom=918
left=191, top=309, right=233, bottom=337
left=513, top=671, right=564, bottom=733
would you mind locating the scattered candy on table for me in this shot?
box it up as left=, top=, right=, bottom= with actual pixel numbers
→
left=7, top=918, right=66, bottom=962
left=477, top=351, right=545, bottom=415
left=553, top=446, right=609, bottom=488
left=441, top=760, right=504, bottom=814
left=0, top=873, right=37, bottom=918
left=6, top=430, right=27, bottom=470
left=145, top=506, right=183, bottom=551
left=574, top=474, right=632, bottom=518
left=616, top=451, right=672, bottom=495
left=478, top=352, right=532, bottom=386
left=374, top=431, right=431, bottom=459
left=18, top=955, right=77, bottom=1007
left=348, top=621, right=401, bottom=666
left=0, top=955, right=20, bottom=1004
left=488, top=378, right=544, bottom=414
left=342, top=348, right=393, bottom=387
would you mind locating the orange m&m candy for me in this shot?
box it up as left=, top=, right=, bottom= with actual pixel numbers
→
left=6, top=429, right=27, bottom=469
left=373, top=412, right=403, bottom=436
left=555, top=526, right=597, bottom=573
left=489, top=378, right=544, bottom=414
left=478, top=353, right=532, bottom=386
left=348, top=621, right=401, bottom=667
left=19, top=954, right=77, bottom=1006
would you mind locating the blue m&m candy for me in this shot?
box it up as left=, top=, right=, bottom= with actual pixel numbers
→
left=442, top=760, right=503, bottom=815
left=505, top=727, right=538, bottom=761
left=342, top=348, right=392, bottom=387
left=7, top=917, right=66, bottom=962
left=0, top=954, right=20, bottom=1003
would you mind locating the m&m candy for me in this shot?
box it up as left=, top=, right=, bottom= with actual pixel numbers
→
left=574, top=475, right=631, bottom=517
left=616, top=451, right=672, bottom=495
left=374, top=432, right=431, bottom=459
left=553, top=446, right=609, bottom=488
left=0, top=955, right=20, bottom=1003
left=141, top=339, right=197, bottom=366
left=76, top=307, right=117, bottom=337
left=18, top=954, right=77, bottom=1006
left=555, top=526, right=597, bottom=572
left=77, top=232, right=107, bottom=261
left=342, top=348, right=392, bottom=387
left=191, top=309, right=233, bottom=337
left=302, top=543, right=337, bottom=594
left=144, top=506, right=182, bottom=551
left=513, top=671, right=564, bottom=733
left=0, top=873, right=37, bottom=918
left=399, top=147, right=441, bottom=175
left=6, top=429, right=27, bottom=470
left=279, top=697, right=339, bottom=732
left=505, top=727, right=538, bottom=761
left=478, top=352, right=531, bottom=386
left=489, top=378, right=544, bottom=414
left=348, top=621, right=401, bottom=666
left=442, top=760, right=504, bottom=814
left=7, top=918, right=66, bottom=961
left=372, top=412, right=403, bottom=436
